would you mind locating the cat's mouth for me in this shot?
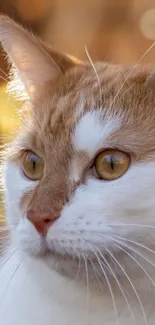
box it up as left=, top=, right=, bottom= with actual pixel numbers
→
left=20, top=234, right=130, bottom=279
left=39, top=242, right=128, bottom=281
left=31, top=236, right=124, bottom=265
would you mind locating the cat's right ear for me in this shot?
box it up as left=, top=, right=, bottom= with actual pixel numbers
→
left=0, top=16, right=81, bottom=100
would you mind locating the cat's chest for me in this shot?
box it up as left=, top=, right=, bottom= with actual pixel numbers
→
left=1, top=284, right=154, bottom=325
left=0, top=257, right=110, bottom=325
left=0, top=253, right=155, bottom=325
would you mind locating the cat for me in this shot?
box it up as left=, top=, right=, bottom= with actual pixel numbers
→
left=1, top=15, right=155, bottom=325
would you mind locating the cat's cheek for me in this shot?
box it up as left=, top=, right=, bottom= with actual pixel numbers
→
left=15, top=217, right=43, bottom=256
left=4, top=161, right=37, bottom=229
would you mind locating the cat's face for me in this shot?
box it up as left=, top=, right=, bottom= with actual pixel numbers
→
left=2, top=16, right=155, bottom=274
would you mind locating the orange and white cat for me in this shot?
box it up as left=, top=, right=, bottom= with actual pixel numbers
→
left=1, top=15, right=155, bottom=325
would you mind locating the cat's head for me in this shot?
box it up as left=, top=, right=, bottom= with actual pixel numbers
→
left=1, top=16, right=155, bottom=274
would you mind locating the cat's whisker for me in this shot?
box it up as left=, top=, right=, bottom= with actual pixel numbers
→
left=0, top=226, right=10, bottom=232
left=0, top=243, right=10, bottom=254
left=89, top=254, right=114, bottom=294
left=0, top=241, right=10, bottom=249
left=99, top=223, right=155, bottom=229
left=74, top=239, right=87, bottom=280
left=0, top=259, right=22, bottom=303
left=0, top=249, right=11, bottom=258
left=93, top=244, right=136, bottom=323
left=0, top=218, right=8, bottom=223
left=113, top=235, right=155, bottom=256
left=113, top=223, right=155, bottom=228
left=0, top=77, right=19, bottom=112
left=0, top=137, right=11, bottom=146
left=0, top=234, right=10, bottom=240
left=85, top=45, right=102, bottom=107
left=71, top=248, right=80, bottom=272
left=0, top=67, right=8, bottom=77
left=0, top=242, right=10, bottom=249
left=91, top=245, right=120, bottom=325
left=0, top=238, right=9, bottom=244
left=0, top=220, right=8, bottom=225
left=0, top=256, right=18, bottom=286
left=109, top=41, right=155, bottom=109
left=0, top=248, right=18, bottom=269
left=75, top=231, right=114, bottom=275
left=121, top=84, right=134, bottom=97
left=0, top=74, right=9, bottom=84
left=82, top=252, right=90, bottom=315
left=111, top=236, right=155, bottom=267
left=87, top=255, right=104, bottom=291
left=101, top=243, right=148, bottom=325
left=93, top=232, right=155, bottom=263
left=110, top=238, right=155, bottom=288
left=0, top=235, right=10, bottom=241
left=73, top=252, right=81, bottom=280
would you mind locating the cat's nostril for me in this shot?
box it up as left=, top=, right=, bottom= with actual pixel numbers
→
left=27, top=210, right=60, bottom=235
left=44, top=218, right=51, bottom=224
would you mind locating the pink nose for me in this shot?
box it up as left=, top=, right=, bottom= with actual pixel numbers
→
left=27, top=210, right=59, bottom=235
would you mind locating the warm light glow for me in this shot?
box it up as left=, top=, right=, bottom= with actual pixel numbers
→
left=140, top=9, right=155, bottom=40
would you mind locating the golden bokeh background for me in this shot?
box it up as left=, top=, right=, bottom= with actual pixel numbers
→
left=1, top=0, right=155, bottom=218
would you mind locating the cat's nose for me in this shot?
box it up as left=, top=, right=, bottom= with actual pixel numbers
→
left=27, top=210, right=59, bottom=235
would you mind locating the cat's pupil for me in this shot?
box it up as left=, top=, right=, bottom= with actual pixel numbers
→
left=110, top=156, right=114, bottom=170
left=32, top=160, right=36, bottom=171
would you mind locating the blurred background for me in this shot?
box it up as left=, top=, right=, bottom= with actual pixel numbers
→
left=1, top=0, right=155, bottom=218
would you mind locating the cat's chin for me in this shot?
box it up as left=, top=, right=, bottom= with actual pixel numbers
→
left=20, top=245, right=85, bottom=279
left=21, top=241, right=127, bottom=282
left=17, top=230, right=131, bottom=280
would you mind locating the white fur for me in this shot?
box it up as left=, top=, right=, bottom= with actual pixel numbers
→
left=73, top=111, right=120, bottom=157
left=5, top=160, right=155, bottom=257
left=0, top=251, right=136, bottom=325
left=4, top=162, right=37, bottom=228
left=2, top=154, right=155, bottom=324
left=1, top=249, right=155, bottom=325
left=2, top=114, right=155, bottom=325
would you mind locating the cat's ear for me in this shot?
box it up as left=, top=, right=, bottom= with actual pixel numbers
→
left=0, top=16, right=81, bottom=100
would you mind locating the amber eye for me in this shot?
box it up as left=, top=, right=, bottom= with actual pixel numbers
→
left=94, top=149, right=130, bottom=181
left=21, top=151, right=44, bottom=180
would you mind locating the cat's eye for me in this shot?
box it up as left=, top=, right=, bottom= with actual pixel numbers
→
left=94, top=149, right=130, bottom=180
left=21, top=151, right=44, bottom=180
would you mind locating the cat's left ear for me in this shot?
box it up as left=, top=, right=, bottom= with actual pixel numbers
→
left=0, top=16, right=81, bottom=100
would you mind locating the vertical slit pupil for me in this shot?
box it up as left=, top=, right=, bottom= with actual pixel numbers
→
left=32, top=160, right=36, bottom=171
left=110, top=156, right=114, bottom=170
